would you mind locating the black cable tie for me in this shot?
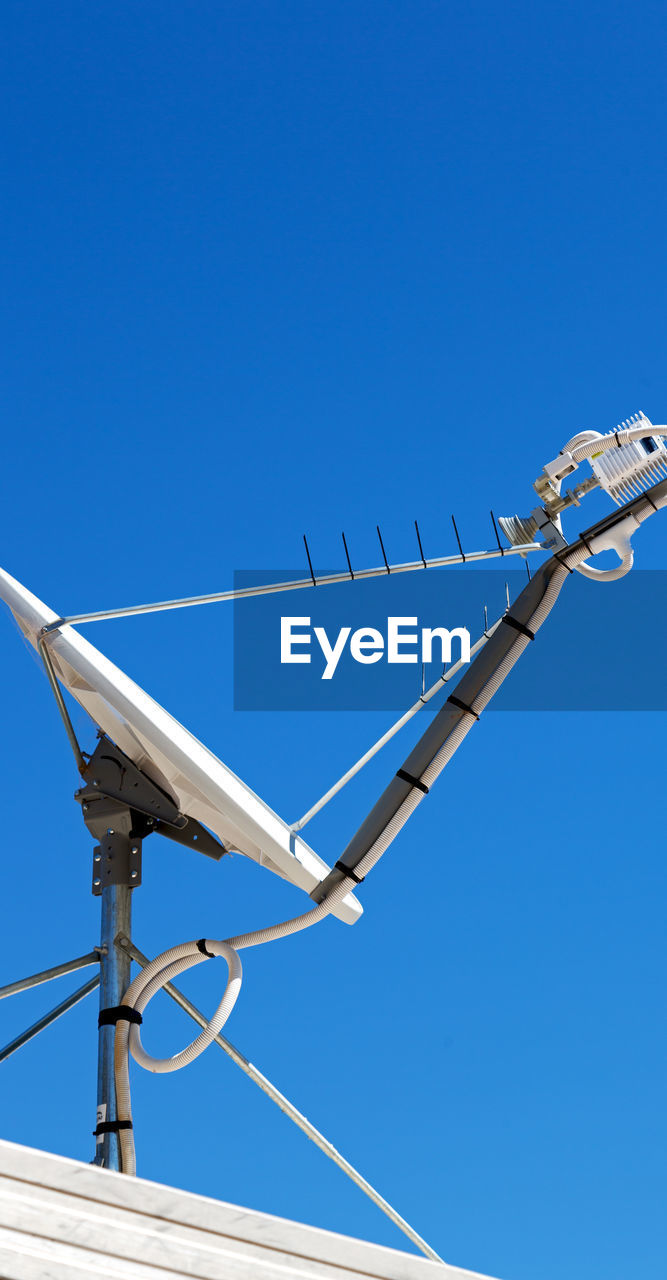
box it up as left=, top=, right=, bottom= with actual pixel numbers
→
left=578, top=532, right=594, bottom=554
left=98, top=1005, right=142, bottom=1028
left=396, top=768, right=429, bottom=794
left=554, top=551, right=574, bottom=573
left=93, top=1119, right=134, bottom=1136
left=501, top=614, right=535, bottom=641
left=334, top=860, right=365, bottom=884
left=446, top=693, right=480, bottom=720
left=196, top=938, right=215, bottom=957
left=615, top=431, right=623, bottom=447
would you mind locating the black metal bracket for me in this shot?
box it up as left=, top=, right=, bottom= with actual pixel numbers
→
left=77, top=793, right=143, bottom=895
left=152, top=815, right=226, bottom=860
left=75, top=736, right=227, bottom=894
left=80, top=736, right=184, bottom=826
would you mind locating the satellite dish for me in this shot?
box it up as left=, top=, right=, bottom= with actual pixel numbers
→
left=0, top=567, right=361, bottom=926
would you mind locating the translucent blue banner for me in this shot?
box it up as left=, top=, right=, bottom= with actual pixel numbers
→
left=233, top=568, right=666, bottom=711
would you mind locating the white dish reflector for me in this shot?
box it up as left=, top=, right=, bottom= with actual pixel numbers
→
left=0, top=568, right=361, bottom=926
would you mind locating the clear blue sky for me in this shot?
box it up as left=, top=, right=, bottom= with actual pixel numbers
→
left=1, top=5, right=666, bottom=1278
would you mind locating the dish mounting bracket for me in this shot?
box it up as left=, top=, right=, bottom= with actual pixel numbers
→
left=75, top=736, right=225, bottom=896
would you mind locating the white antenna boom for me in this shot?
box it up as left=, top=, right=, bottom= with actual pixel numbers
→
left=38, top=539, right=540, bottom=633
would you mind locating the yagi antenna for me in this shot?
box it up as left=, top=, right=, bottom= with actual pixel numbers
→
left=28, top=531, right=539, bottom=635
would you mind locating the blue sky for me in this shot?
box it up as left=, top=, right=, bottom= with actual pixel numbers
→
left=1, top=4, right=666, bottom=1278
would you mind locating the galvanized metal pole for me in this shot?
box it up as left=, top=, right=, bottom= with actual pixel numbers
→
left=93, top=885, right=132, bottom=1170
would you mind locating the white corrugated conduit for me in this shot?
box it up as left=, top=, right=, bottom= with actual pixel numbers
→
left=563, top=420, right=667, bottom=463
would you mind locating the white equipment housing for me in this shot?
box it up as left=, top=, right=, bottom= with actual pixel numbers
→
left=589, top=432, right=667, bottom=503
left=0, top=567, right=361, bottom=926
